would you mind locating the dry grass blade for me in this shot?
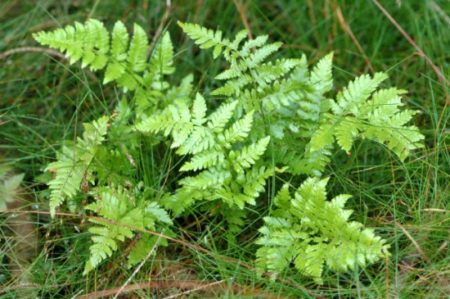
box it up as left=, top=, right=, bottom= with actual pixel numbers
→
left=335, top=5, right=374, bottom=72
left=395, top=222, right=430, bottom=263
left=78, top=279, right=285, bottom=299
left=422, top=208, right=449, bottom=213
left=162, top=279, right=225, bottom=299
left=429, top=0, right=450, bottom=26
left=233, top=0, right=253, bottom=40
left=149, top=0, right=172, bottom=54
left=372, top=0, right=449, bottom=86
left=78, top=280, right=222, bottom=299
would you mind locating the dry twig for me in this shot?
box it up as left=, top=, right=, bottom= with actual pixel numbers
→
left=0, top=46, right=66, bottom=60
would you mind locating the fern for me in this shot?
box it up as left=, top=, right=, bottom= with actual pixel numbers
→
left=84, top=186, right=171, bottom=274
left=45, top=116, right=109, bottom=217
left=181, top=23, right=423, bottom=175
left=33, top=19, right=181, bottom=115
left=33, top=19, right=110, bottom=70
left=180, top=23, right=332, bottom=175
left=179, top=22, right=247, bottom=60
left=34, top=20, right=424, bottom=282
left=309, top=74, right=424, bottom=160
left=256, top=178, right=389, bottom=283
left=137, top=93, right=273, bottom=212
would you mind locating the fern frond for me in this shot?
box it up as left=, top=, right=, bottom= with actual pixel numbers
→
left=192, top=93, right=207, bottom=125
left=309, top=52, right=333, bottom=94
left=331, top=72, right=388, bottom=115
left=242, top=165, right=273, bottom=200
left=110, top=21, right=129, bottom=58
left=230, top=136, right=270, bottom=172
left=251, top=59, right=303, bottom=86
left=360, top=88, right=423, bottom=160
left=104, top=21, right=129, bottom=83
left=145, top=201, right=173, bottom=226
left=176, top=126, right=216, bottom=155
left=222, top=111, right=254, bottom=144
left=180, top=150, right=224, bottom=172
left=46, top=116, right=110, bottom=217
left=135, top=101, right=193, bottom=147
left=34, top=19, right=177, bottom=96
left=84, top=187, right=136, bottom=273
left=127, top=24, right=148, bottom=72
left=334, top=117, right=360, bottom=152
left=256, top=177, right=389, bottom=283
left=33, top=19, right=109, bottom=70
left=309, top=124, right=335, bottom=152
left=308, top=74, right=424, bottom=160
left=149, top=32, right=174, bottom=76
left=140, top=92, right=273, bottom=211
left=84, top=186, right=171, bottom=274
left=282, top=146, right=332, bottom=177
left=180, top=168, right=231, bottom=190
left=246, top=42, right=283, bottom=68
left=178, top=22, right=237, bottom=60
left=207, top=100, right=238, bottom=132
left=128, top=235, right=168, bottom=267
left=45, top=147, right=87, bottom=216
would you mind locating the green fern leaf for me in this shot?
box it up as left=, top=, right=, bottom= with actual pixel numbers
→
left=310, top=52, right=333, bottom=94
left=149, top=32, right=174, bottom=75
left=334, top=117, right=360, bottom=153
left=310, top=124, right=334, bottom=152
left=230, top=136, right=270, bottom=172
left=331, top=72, right=388, bottom=115
left=176, top=126, right=215, bottom=155
left=127, top=24, right=148, bottom=72
left=207, top=101, right=238, bottom=132
left=110, top=21, right=129, bottom=58
left=33, top=19, right=109, bottom=70
left=222, top=111, right=254, bottom=144
left=45, top=116, right=109, bottom=217
left=145, top=201, right=172, bottom=226
left=180, top=169, right=231, bottom=190
left=103, top=21, right=129, bottom=83
left=240, top=35, right=268, bottom=56
left=84, top=187, right=171, bottom=274
left=242, top=165, right=273, bottom=200
left=192, top=93, right=207, bottom=125
left=179, top=22, right=236, bottom=60
left=256, top=177, right=389, bottom=282
left=180, top=150, right=224, bottom=172
left=247, top=42, right=283, bottom=68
